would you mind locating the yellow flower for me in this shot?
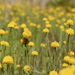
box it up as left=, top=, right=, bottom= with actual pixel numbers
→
left=37, top=24, right=41, bottom=29
left=68, top=51, right=74, bottom=56
left=64, top=56, right=70, bottom=62
left=23, top=65, right=30, bottom=73
left=71, top=8, right=75, bottom=13
left=63, top=41, right=66, bottom=44
left=20, top=24, right=26, bottom=28
left=0, top=63, right=2, bottom=69
left=0, top=29, right=5, bottom=35
left=0, top=41, right=9, bottom=47
left=40, top=43, right=46, bottom=47
left=60, top=25, right=64, bottom=31
left=22, top=30, right=32, bottom=38
left=43, top=18, right=47, bottom=21
left=66, top=28, right=74, bottom=35
left=3, top=55, right=14, bottom=65
left=43, top=28, right=49, bottom=33
left=62, top=63, right=69, bottom=67
left=31, top=51, right=38, bottom=56
left=49, top=70, right=58, bottom=75
left=51, top=41, right=59, bottom=48
left=28, top=42, right=34, bottom=47
left=8, top=21, right=17, bottom=28
left=66, top=19, right=73, bottom=26
left=45, top=24, right=51, bottom=28
left=14, top=26, right=19, bottom=29
left=59, top=65, right=75, bottom=75
left=42, top=70, right=46, bottom=74
left=20, top=38, right=29, bottom=45
left=17, top=64, right=20, bottom=68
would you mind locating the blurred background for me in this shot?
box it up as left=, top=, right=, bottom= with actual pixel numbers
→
left=0, top=0, right=75, bottom=8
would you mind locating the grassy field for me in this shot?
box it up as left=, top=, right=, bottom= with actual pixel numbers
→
left=0, top=1, right=75, bottom=75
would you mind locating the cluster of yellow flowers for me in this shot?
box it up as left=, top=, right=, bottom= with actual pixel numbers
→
left=0, top=29, right=5, bottom=35
left=59, top=51, right=75, bottom=75
left=51, top=41, right=60, bottom=48
left=22, top=29, right=32, bottom=38
left=23, top=65, right=31, bottom=73
left=0, top=41, right=9, bottom=47
left=2, top=55, right=14, bottom=65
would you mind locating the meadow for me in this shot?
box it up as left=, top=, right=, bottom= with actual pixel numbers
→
left=0, top=1, right=75, bottom=75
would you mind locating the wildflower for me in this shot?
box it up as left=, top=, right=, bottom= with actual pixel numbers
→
left=40, top=43, right=46, bottom=47
left=49, top=70, right=58, bottom=75
left=20, top=24, right=26, bottom=28
left=14, top=26, right=19, bottom=29
left=0, top=41, right=9, bottom=47
left=37, top=24, right=41, bottom=29
left=43, top=28, right=49, bottom=33
left=60, top=25, right=64, bottom=31
left=0, top=29, right=5, bottom=35
left=20, top=38, right=29, bottom=45
left=31, top=51, right=38, bottom=56
left=68, top=51, right=74, bottom=56
left=3, top=55, right=14, bottom=65
left=0, top=63, right=2, bottom=69
left=28, top=42, right=34, bottom=47
left=23, top=65, right=30, bottom=73
left=17, top=64, right=20, bottom=68
left=42, top=70, right=46, bottom=74
left=51, top=41, right=59, bottom=48
left=66, top=19, right=73, bottom=26
left=66, top=28, right=74, bottom=35
left=62, top=63, right=69, bottom=67
left=8, top=21, right=17, bottom=28
left=63, top=41, right=66, bottom=44
left=45, top=24, right=51, bottom=28
left=22, top=30, right=32, bottom=38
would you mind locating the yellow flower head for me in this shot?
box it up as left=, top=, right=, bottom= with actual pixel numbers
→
left=64, top=56, right=70, bottom=62
left=22, top=30, right=32, bottom=38
left=0, top=63, right=2, bottom=69
left=20, top=24, right=26, bottom=28
left=14, top=26, right=19, bottom=29
left=42, top=70, right=46, bottom=74
left=37, top=24, right=41, bottom=29
left=0, top=41, right=9, bottom=47
left=45, top=24, right=51, bottom=28
left=40, top=43, right=46, bottom=47
left=49, top=70, right=58, bottom=75
left=3, top=55, right=14, bottom=65
left=68, top=51, right=74, bottom=56
left=59, top=65, right=75, bottom=75
left=51, top=41, right=59, bottom=48
left=20, top=38, right=29, bottom=45
left=31, top=51, right=38, bottom=56
left=8, top=21, right=17, bottom=28
left=0, top=29, right=5, bottom=35
left=43, top=28, right=49, bottom=33
left=63, top=41, right=66, bottom=44
left=28, top=42, right=34, bottom=47
left=62, top=63, right=69, bottom=67
left=23, top=65, right=30, bottom=73
left=66, top=19, right=73, bottom=26
left=60, top=25, right=64, bottom=31
left=66, top=28, right=74, bottom=35
left=17, top=64, right=20, bottom=68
